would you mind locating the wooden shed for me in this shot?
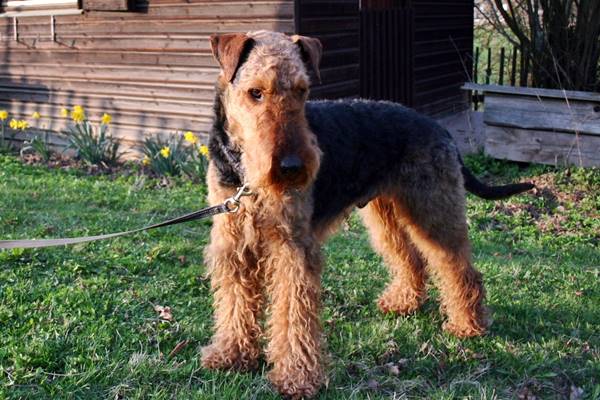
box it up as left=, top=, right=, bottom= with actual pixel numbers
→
left=0, top=0, right=473, bottom=150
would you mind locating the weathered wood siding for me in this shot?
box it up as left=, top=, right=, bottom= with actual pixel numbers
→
left=1, top=0, right=474, bottom=153
left=0, top=0, right=294, bottom=149
left=295, top=0, right=359, bottom=99
left=484, top=126, right=600, bottom=167
left=413, top=0, right=472, bottom=116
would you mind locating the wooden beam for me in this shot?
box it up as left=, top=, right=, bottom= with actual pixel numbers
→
left=462, top=82, right=600, bottom=103
left=484, top=93, right=600, bottom=136
left=82, top=0, right=128, bottom=11
left=0, top=8, right=81, bottom=17
left=3, top=0, right=76, bottom=7
left=484, top=125, right=600, bottom=168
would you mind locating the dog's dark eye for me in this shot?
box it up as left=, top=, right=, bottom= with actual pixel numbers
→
left=249, top=88, right=263, bottom=101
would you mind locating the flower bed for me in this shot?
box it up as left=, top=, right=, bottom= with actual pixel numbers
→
left=0, top=106, right=210, bottom=181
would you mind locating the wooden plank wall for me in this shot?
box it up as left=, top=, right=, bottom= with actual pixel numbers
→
left=0, top=0, right=294, bottom=150
left=302, top=0, right=472, bottom=114
left=413, top=0, right=473, bottom=116
left=296, top=0, right=360, bottom=99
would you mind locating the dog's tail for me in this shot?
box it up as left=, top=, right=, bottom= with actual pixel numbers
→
left=460, top=159, right=535, bottom=200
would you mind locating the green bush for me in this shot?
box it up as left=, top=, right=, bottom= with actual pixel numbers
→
left=65, top=107, right=121, bottom=167
left=0, top=114, right=11, bottom=153
left=0, top=111, right=23, bottom=153
left=181, top=139, right=210, bottom=182
left=141, top=131, right=209, bottom=181
left=141, top=133, right=188, bottom=176
left=21, top=133, right=52, bottom=162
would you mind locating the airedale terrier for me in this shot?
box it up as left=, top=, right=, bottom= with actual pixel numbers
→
left=201, top=30, right=533, bottom=398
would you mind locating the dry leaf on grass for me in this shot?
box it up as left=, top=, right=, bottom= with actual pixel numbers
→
left=569, top=385, right=584, bottom=400
left=517, top=386, right=537, bottom=400
left=386, top=362, right=401, bottom=376
left=154, top=305, right=173, bottom=321
left=367, top=378, right=380, bottom=390
left=168, top=340, right=190, bottom=358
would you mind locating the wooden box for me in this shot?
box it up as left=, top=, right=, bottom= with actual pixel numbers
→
left=463, top=83, right=600, bottom=167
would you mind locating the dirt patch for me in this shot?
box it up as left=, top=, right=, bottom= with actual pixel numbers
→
left=20, top=153, right=123, bottom=176
left=489, top=173, right=598, bottom=238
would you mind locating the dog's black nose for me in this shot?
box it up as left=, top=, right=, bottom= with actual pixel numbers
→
left=280, top=155, right=304, bottom=176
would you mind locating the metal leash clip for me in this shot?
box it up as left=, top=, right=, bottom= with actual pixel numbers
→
left=223, top=184, right=253, bottom=213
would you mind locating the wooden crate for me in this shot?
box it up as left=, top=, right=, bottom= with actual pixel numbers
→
left=463, top=83, right=600, bottom=167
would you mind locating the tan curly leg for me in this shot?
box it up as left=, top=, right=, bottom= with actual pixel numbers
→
left=265, top=235, right=324, bottom=399
left=201, top=214, right=263, bottom=371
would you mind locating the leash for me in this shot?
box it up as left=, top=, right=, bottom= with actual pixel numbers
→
left=0, top=185, right=253, bottom=250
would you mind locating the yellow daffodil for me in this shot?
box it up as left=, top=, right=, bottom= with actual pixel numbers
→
left=71, top=105, right=86, bottom=123
left=160, top=146, right=170, bottom=158
left=17, top=120, right=29, bottom=130
left=199, top=144, right=209, bottom=157
left=9, top=119, right=29, bottom=130
left=60, top=108, right=69, bottom=118
left=142, top=156, right=150, bottom=166
left=101, top=113, right=112, bottom=125
left=184, top=131, right=198, bottom=144
left=0, top=110, right=8, bottom=121
left=32, top=111, right=41, bottom=119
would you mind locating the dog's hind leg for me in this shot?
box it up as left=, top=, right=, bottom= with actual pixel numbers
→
left=391, top=164, right=489, bottom=337
left=359, top=196, right=427, bottom=315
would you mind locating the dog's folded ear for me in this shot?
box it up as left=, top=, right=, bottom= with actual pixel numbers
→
left=210, top=33, right=255, bottom=83
left=291, top=35, right=323, bottom=84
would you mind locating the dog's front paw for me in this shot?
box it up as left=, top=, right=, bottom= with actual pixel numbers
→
left=201, top=342, right=259, bottom=372
left=268, top=363, right=324, bottom=399
left=442, top=306, right=491, bottom=338
left=377, top=285, right=424, bottom=315
left=443, top=320, right=487, bottom=337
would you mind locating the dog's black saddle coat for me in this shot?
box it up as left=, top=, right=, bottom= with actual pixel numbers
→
left=209, top=97, right=456, bottom=228
left=306, top=99, right=455, bottom=227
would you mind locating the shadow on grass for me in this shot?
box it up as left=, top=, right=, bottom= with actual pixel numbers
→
left=490, top=302, right=598, bottom=343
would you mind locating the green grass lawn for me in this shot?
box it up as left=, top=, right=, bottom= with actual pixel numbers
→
left=1, top=154, right=599, bottom=399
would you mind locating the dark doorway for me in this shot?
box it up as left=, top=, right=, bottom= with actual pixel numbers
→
left=359, top=0, right=414, bottom=106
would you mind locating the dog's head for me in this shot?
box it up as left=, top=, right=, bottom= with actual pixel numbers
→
left=210, top=30, right=322, bottom=192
